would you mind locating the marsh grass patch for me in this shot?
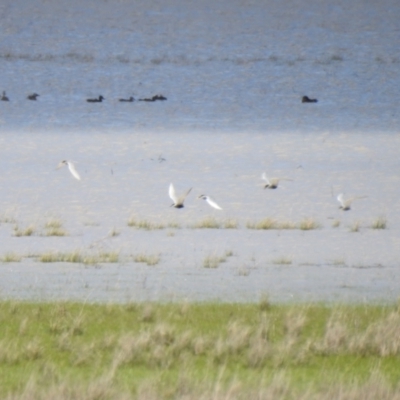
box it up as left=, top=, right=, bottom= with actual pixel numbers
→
left=44, top=219, right=63, bottom=229
left=127, top=216, right=179, bottom=230
left=1, top=252, right=22, bottom=262
left=246, top=218, right=277, bottom=230
left=203, top=250, right=233, bottom=268
left=13, top=225, right=35, bottom=237
left=332, top=258, right=346, bottom=266
left=298, top=218, right=321, bottom=230
left=223, top=219, right=239, bottom=229
left=247, top=218, right=318, bottom=230
left=191, top=217, right=221, bottom=229
left=37, top=251, right=119, bottom=264
left=371, top=216, right=387, bottom=230
left=43, top=219, right=67, bottom=236
left=44, top=227, right=67, bottom=236
left=133, top=253, right=160, bottom=266
left=127, top=217, right=164, bottom=230
left=272, top=256, right=292, bottom=265
left=349, top=221, right=361, bottom=232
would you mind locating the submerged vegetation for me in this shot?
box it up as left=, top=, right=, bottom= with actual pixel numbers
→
left=0, top=300, right=399, bottom=399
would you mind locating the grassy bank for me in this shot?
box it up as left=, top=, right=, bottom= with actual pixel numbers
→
left=0, top=300, right=400, bottom=399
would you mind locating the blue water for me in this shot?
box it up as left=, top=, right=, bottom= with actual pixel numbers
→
left=0, top=0, right=399, bottom=133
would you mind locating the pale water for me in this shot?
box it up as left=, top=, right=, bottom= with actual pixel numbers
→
left=0, top=0, right=399, bottom=302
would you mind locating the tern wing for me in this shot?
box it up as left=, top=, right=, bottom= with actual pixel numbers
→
left=206, top=196, right=222, bottom=210
left=261, top=172, right=270, bottom=184
left=337, top=193, right=345, bottom=207
left=56, top=160, right=67, bottom=170
left=178, top=187, right=192, bottom=203
left=169, top=183, right=178, bottom=203
left=68, top=162, right=81, bottom=181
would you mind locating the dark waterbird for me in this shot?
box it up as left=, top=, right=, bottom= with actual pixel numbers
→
left=27, top=93, right=39, bottom=100
left=139, top=94, right=167, bottom=102
left=119, top=96, right=134, bottom=102
left=302, top=95, right=318, bottom=103
left=1, top=91, right=9, bottom=101
left=87, top=95, right=105, bottom=103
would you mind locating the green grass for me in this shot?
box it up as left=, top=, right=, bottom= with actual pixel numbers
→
left=0, top=301, right=399, bottom=398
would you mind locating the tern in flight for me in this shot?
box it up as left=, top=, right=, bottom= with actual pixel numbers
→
left=57, top=160, right=81, bottom=181
left=261, top=173, right=292, bottom=189
left=337, top=193, right=366, bottom=211
left=169, top=183, right=191, bottom=208
left=198, top=195, right=222, bottom=210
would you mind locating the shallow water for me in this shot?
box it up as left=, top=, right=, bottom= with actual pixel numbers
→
left=0, top=0, right=399, bottom=302
left=0, top=130, right=399, bottom=303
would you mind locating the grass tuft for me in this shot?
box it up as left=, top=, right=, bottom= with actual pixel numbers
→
left=191, top=217, right=221, bottom=229
left=13, top=225, right=35, bottom=237
left=272, top=256, right=292, bottom=265
left=247, top=218, right=318, bottom=230
left=298, top=218, right=320, bottom=230
left=38, top=251, right=119, bottom=264
left=223, top=219, right=239, bottom=229
left=349, top=221, right=361, bottom=232
left=134, top=253, right=160, bottom=266
left=371, top=216, right=387, bottom=230
left=203, top=250, right=233, bottom=268
left=127, top=217, right=168, bottom=230
left=1, top=253, right=22, bottom=262
left=247, top=218, right=277, bottom=230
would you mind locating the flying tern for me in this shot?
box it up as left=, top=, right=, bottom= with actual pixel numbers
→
left=261, top=173, right=293, bottom=189
left=169, top=183, right=191, bottom=208
left=57, top=160, right=81, bottom=181
left=198, top=195, right=222, bottom=210
left=337, top=193, right=366, bottom=211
